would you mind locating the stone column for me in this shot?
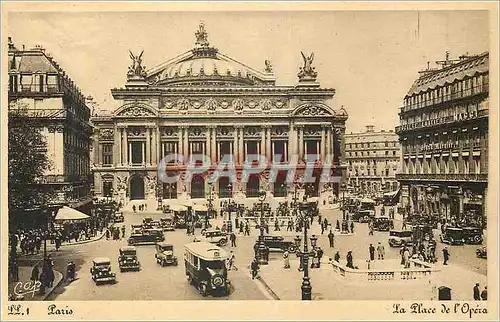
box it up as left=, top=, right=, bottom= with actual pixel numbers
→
left=183, top=126, right=189, bottom=162
left=146, top=126, right=151, bottom=165
left=206, top=126, right=211, bottom=163
left=128, top=142, right=132, bottom=165
left=233, top=126, right=239, bottom=164
left=155, top=127, right=160, bottom=165
left=244, top=141, right=248, bottom=163
left=142, top=141, right=146, bottom=165
left=320, top=125, right=326, bottom=162
left=151, top=127, right=157, bottom=165
left=289, top=125, right=296, bottom=161
left=261, top=126, right=266, bottom=159
left=178, top=127, right=183, bottom=164
left=211, top=126, right=217, bottom=163
left=122, top=127, right=128, bottom=165
left=113, top=126, right=120, bottom=167
left=297, top=125, right=304, bottom=163
left=325, top=126, right=331, bottom=159
left=266, top=126, right=271, bottom=161
left=238, top=126, right=244, bottom=165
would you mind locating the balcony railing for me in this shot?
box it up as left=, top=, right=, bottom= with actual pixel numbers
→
left=396, top=173, right=487, bottom=182
left=399, top=85, right=489, bottom=113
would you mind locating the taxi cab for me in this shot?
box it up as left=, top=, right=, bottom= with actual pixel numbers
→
left=184, top=242, right=230, bottom=297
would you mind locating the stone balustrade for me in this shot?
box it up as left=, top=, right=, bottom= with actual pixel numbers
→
left=329, top=259, right=439, bottom=282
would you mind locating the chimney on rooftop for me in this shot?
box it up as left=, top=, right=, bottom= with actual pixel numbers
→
left=366, top=125, right=375, bottom=133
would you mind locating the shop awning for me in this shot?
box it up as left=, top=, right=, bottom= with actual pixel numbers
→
left=193, top=204, right=208, bottom=212
left=170, top=204, right=188, bottom=212
left=54, top=206, right=90, bottom=222
left=383, top=189, right=400, bottom=198
left=307, top=197, right=319, bottom=202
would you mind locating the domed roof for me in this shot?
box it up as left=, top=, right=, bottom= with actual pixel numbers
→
left=162, top=56, right=253, bottom=80
left=146, top=23, right=276, bottom=87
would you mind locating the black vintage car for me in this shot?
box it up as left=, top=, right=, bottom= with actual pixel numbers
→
left=262, top=235, right=296, bottom=252
left=462, top=227, right=483, bottom=245
left=128, top=229, right=165, bottom=245
left=184, top=242, right=230, bottom=297
left=90, top=257, right=116, bottom=285
left=373, top=217, right=392, bottom=231
left=155, top=242, right=178, bottom=266
left=439, top=227, right=465, bottom=245
left=118, top=246, right=141, bottom=272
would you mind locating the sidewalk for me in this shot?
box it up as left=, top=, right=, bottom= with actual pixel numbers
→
left=16, top=229, right=108, bottom=261
left=7, top=267, right=64, bottom=301
left=257, top=258, right=483, bottom=301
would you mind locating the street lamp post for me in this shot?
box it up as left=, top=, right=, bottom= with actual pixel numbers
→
left=156, top=183, right=163, bottom=211
left=341, top=183, right=347, bottom=221
left=256, top=190, right=268, bottom=265
left=227, top=183, right=233, bottom=233
left=206, top=182, right=213, bottom=230
left=294, top=204, right=318, bottom=300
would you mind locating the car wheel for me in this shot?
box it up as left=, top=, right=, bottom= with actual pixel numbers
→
left=218, top=239, right=227, bottom=246
left=474, top=235, right=482, bottom=243
left=288, top=245, right=296, bottom=253
left=201, top=229, right=206, bottom=235
left=128, top=239, right=135, bottom=246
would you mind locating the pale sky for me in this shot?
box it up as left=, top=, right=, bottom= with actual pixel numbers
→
left=8, top=10, right=489, bottom=133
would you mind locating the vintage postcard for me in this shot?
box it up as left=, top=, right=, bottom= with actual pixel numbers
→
left=1, top=1, right=498, bottom=320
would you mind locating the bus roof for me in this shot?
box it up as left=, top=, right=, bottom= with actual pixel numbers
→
left=184, top=242, right=228, bottom=261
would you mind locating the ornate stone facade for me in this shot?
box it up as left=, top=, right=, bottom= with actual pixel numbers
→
left=92, top=24, right=348, bottom=205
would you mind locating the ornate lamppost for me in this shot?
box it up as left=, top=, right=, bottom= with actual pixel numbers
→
left=156, top=182, right=163, bottom=211
left=227, top=183, right=233, bottom=233
left=294, top=204, right=318, bottom=301
left=341, top=182, right=347, bottom=221
left=206, top=181, right=214, bottom=229
left=255, top=190, right=268, bottom=265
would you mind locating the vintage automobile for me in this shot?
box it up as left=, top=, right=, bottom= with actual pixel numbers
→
left=439, top=227, right=465, bottom=245
left=462, top=227, right=483, bottom=245
left=160, top=216, right=176, bottom=231
left=476, top=246, right=487, bottom=259
left=354, top=210, right=375, bottom=223
left=184, top=242, right=230, bottom=297
left=373, top=217, right=392, bottom=231
left=193, top=230, right=228, bottom=247
left=118, top=246, right=141, bottom=272
left=155, top=242, right=178, bottom=266
left=90, top=257, right=116, bottom=285
left=113, top=212, right=124, bottom=223
left=262, top=235, right=297, bottom=252
left=128, top=228, right=165, bottom=245
left=388, top=229, right=413, bottom=247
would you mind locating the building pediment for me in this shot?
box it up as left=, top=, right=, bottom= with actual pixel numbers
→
left=114, top=102, right=158, bottom=117
left=292, top=103, right=335, bottom=117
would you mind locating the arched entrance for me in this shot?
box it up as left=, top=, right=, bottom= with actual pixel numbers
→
left=130, top=175, right=145, bottom=200
left=246, top=174, right=260, bottom=197
left=191, top=175, right=205, bottom=199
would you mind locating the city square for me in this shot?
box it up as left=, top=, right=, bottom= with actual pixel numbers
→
left=6, top=10, right=491, bottom=305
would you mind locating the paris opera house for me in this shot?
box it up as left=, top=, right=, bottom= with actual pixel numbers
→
left=91, top=24, right=348, bottom=206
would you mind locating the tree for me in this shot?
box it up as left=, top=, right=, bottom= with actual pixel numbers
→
left=8, top=100, right=52, bottom=215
